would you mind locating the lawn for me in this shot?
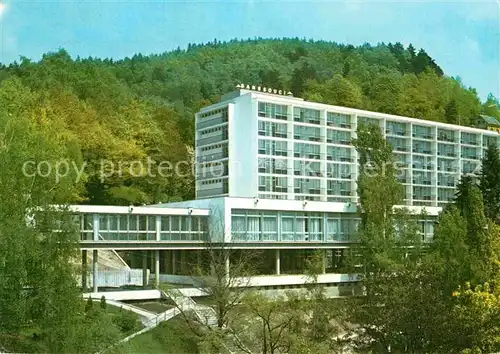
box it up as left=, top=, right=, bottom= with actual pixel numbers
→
left=0, top=303, right=143, bottom=353
left=109, top=317, right=200, bottom=354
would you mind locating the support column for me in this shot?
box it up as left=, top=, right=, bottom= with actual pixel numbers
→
left=142, top=251, right=148, bottom=289
left=82, top=250, right=87, bottom=291
left=92, top=250, right=98, bottom=293
left=172, top=250, right=177, bottom=275
left=224, top=253, right=230, bottom=281
left=155, top=250, right=160, bottom=288
left=179, top=250, right=185, bottom=275
left=275, top=249, right=281, bottom=275
left=163, top=250, right=170, bottom=274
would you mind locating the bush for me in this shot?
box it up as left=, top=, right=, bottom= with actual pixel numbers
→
left=100, top=296, right=107, bottom=310
left=85, top=296, right=93, bottom=312
left=112, top=309, right=141, bottom=334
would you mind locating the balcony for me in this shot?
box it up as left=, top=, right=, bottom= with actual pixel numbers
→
left=413, top=195, right=432, bottom=201
left=413, top=180, right=432, bottom=185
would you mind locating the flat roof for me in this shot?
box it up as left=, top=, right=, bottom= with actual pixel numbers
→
left=67, top=205, right=210, bottom=216
left=199, top=89, right=499, bottom=136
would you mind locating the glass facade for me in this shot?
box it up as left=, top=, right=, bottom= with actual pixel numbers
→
left=197, top=98, right=500, bottom=205
left=231, top=209, right=360, bottom=242
left=79, top=214, right=208, bottom=241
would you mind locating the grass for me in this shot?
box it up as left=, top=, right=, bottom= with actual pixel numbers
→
left=109, top=317, right=200, bottom=354
left=0, top=303, right=143, bottom=353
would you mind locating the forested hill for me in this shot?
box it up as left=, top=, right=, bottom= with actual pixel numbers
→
left=0, top=38, right=498, bottom=205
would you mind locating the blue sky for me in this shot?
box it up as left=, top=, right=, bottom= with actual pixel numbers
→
left=0, top=0, right=498, bottom=100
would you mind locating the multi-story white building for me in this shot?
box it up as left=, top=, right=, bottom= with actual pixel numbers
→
left=76, top=86, right=500, bottom=292
left=195, top=85, right=499, bottom=207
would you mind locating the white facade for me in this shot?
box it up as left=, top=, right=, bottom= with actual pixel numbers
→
left=162, top=197, right=439, bottom=244
left=195, top=88, right=500, bottom=208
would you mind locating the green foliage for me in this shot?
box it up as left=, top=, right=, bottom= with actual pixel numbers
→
left=0, top=40, right=489, bottom=204
left=109, top=318, right=200, bottom=354
left=452, top=282, right=500, bottom=353
left=479, top=144, right=500, bottom=222
left=482, top=93, right=500, bottom=119
left=112, top=308, right=142, bottom=334
left=85, top=296, right=93, bottom=312
left=0, top=77, right=82, bottom=343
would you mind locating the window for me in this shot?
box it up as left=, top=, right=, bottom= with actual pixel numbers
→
left=358, top=116, right=380, bottom=127
left=294, top=125, right=321, bottom=142
left=461, top=146, right=479, bottom=160
left=258, top=158, right=288, bottom=175
left=258, top=102, right=288, bottom=120
left=294, top=160, right=321, bottom=176
left=413, top=140, right=432, bottom=154
left=387, top=137, right=408, bottom=152
left=294, top=178, right=321, bottom=195
left=413, top=186, right=432, bottom=201
left=294, top=107, right=321, bottom=124
left=484, top=135, right=498, bottom=148
left=327, top=112, right=351, bottom=128
left=386, top=121, right=408, bottom=136
left=258, top=121, right=288, bottom=138
left=412, top=125, right=433, bottom=140
left=258, top=139, right=288, bottom=156
left=327, top=180, right=351, bottom=197
left=327, top=130, right=351, bottom=145
left=461, top=132, right=478, bottom=146
left=294, top=142, right=321, bottom=159
left=437, top=143, right=456, bottom=157
left=327, top=146, right=352, bottom=162
left=327, top=163, right=351, bottom=179
left=259, top=176, right=288, bottom=193
left=437, top=128, right=455, bottom=142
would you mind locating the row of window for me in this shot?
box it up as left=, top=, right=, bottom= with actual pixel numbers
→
left=200, top=178, right=227, bottom=185
left=201, top=143, right=227, bottom=152
left=200, top=126, right=227, bottom=136
left=199, top=107, right=228, bottom=119
left=78, top=214, right=208, bottom=241
left=257, top=102, right=499, bottom=146
left=231, top=210, right=361, bottom=242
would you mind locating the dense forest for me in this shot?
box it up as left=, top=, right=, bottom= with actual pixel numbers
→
left=0, top=38, right=498, bottom=205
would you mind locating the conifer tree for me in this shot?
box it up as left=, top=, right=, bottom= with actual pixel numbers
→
left=479, top=144, right=500, bottom=222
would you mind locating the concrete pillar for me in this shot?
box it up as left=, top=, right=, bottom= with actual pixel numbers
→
left=82, top=250, right=87, bottom=291
left=179, top=250, right=185, bottom=275
left=142, top=251, right=148, bottom=289
left=92, top=250, right=98, bottom=293
left=155, top=250, right=160, bottom=288
left=172, top=250, right=177, bottom=275
left=322, top=250, right=326, bottom=274
left=275, top=249, right=281, bottom=275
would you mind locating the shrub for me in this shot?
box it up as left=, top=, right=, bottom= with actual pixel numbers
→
left=85, top=296, right=93, bottom=312
left=100, top=296, right=107, bottom=310
left=112, top=309, right=141, bottom=334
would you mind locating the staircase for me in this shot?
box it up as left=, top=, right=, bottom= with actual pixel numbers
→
left=161, top=290, right=251, bottom=354
left=161, top=289, right=218, bottom=326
